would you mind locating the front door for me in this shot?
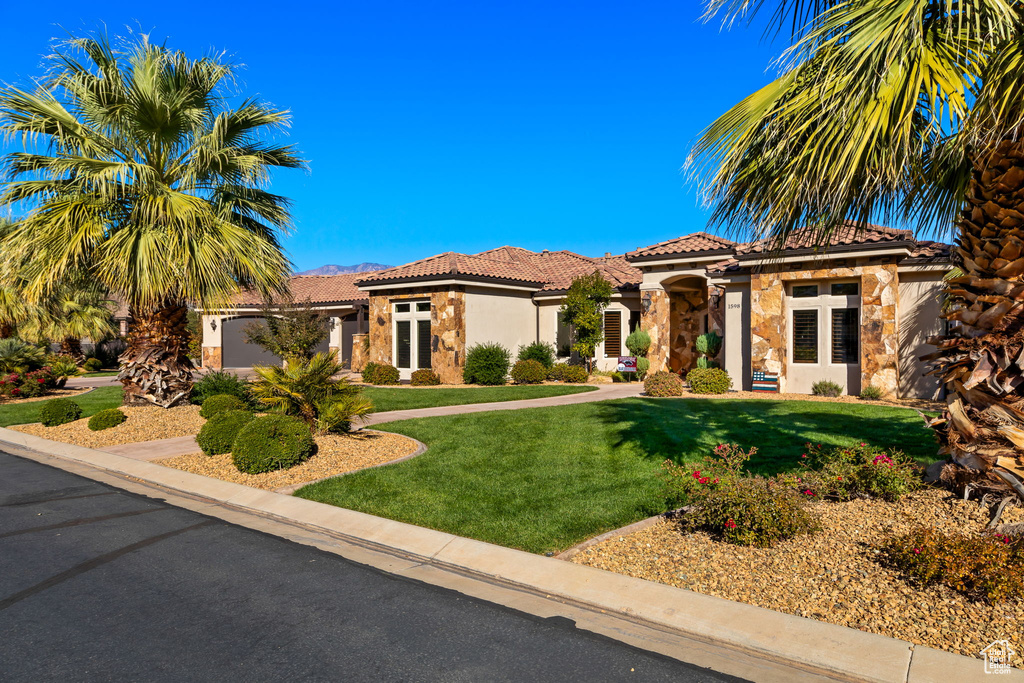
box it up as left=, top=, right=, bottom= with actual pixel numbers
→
left=392, top=301, right=432, bottom=381
left=786, top=281, right=861, bottom=395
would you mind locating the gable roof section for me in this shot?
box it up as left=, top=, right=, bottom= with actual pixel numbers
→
left=626, top=232, right=736, bottom=260
left=232, top=272, right=377, bottom=306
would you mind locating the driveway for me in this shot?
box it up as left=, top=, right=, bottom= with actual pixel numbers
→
left=0, top=449, right=744, bottom=682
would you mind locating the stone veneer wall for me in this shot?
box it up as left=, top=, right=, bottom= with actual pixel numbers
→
left=708, top=285, right=725, bottom=335
left=350, top=333, right=368, bottom=372
left=202, top=346, right=222, bottom=371
left=669, top=291, right=707, bottom=373
left=749, top=263, right=899, bottom=396
left=369, top=287, right=467, bottom=384
left=641, top=290, right=670, bottom=373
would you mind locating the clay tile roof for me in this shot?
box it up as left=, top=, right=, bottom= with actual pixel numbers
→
left=705, top=258, right=741, bottom=275
left=355, top=250, right=550, bottom=286
left=735, top=221, right=914, bottom=256
left=232, top=272, right=377, bottom=306
left=626, top=232, right=736, bottom=259
left=907, top=240, right=953, bottom=262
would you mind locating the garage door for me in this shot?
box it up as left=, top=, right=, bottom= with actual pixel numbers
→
left=222, top=317, right=282, bottom=368
left=221, top=316, right=332, bottom=368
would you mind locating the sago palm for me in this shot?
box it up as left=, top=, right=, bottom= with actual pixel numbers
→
left=692, top=1, right=1024, bottom=499
left=0, top=34, right=303, bottom=407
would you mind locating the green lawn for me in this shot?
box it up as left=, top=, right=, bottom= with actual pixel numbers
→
left=361, top=384, right=597, bottom=413
left=0, top=386, right=124, bottom=427
left=297, top=398, right=939, bottom=554
left=81, top=370, right=120, bottom=377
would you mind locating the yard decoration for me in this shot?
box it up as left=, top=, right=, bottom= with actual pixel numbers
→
left=692, top=2, right=1024, bottom=499
left=0, top=33, right=303, bottom=408
left=558, top=272, right=613, bottom=373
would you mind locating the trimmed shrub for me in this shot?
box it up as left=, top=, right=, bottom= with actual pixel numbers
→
left=811, top=380, right=843, bottom=397
left=644, top=371, right=683, bottom=397
left=561, top=365, right=588, bottom=383
left=463, top=342, right=511, bottom=385
left=410, top=369, right=441, bottom=386
left=687, top=367, right=732, bottom=394
left=200, top=393, right=248, bottom=419
left=197, top=409, right=255, bottom=456
left=860, top=385, right=883, bottom=400
left=191, top=371, right=251, bottom=406
left=510, top=359, right=546, bottom=384
left=82, top=357, right=103, bottom=372
left=363, top=362, right=400, bottom=385
left=797, top=442, right=921, bottom=502
left=88, top=408, right=126, bottom=431
left=625, top=329, right=651, bottom=357
left=39, top=398, right=83, bottom=427
left=232, top=414, right=316, bottom=474
left=881, top=528, right=1024, bottom=602
left=636, top=357, right=650, bottom=379
left=547, top=364, right=567, bottom=381
left=517, top=342, right=556, bottom=369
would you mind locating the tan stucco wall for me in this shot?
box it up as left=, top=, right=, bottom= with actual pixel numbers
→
left=464, top=288, right=537, bottom=355
left=898, top=272, right=946, bottom=399
left=722, top=284, right=751, bottom=390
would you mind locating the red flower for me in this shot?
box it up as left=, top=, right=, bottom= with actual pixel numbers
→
left=724, top=519, right=736, bottom=529
left=913, top=548, right=921, bottom=554
left=699, top=477, right=709, bottom=484
left=712, top=478, right=718, bottom=484
left=837, top=476, right=843, bottom=481
left=803, top=489, right=815, bottom=496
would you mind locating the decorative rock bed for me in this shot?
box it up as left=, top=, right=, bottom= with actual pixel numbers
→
left=569, top=488, right=1022, bottom=668
left=157, top=430, right=421, bottom=491
left=9, top=405, right=205, bottom=449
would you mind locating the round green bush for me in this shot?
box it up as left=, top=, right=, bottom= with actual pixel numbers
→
left=560, top=365, right=588, bottom=383
left=410, top=369, right=441, bottom=386
left=360, top=361, right=380, bottom=384
left=547, top=364, right=567, bottom=381
left=510, top=359, right=546, bottom=384
left=39, top=398, right=83, bottom=427
left=197, top=409, right=255, bottom=456
left=517, top=342, right=555, bottom=368
left=463, top=342, right=511, bottom=385
left=200, top=393, right=248, bottom=419
left=87, top=408, right=126, bottom=431
left=812, top=380, right=843, bottom=397
left=82, top=358, right=103, bottom=372
left=371, top=363, right=400, bottom=385
left=644, top=371, right=683, bottom=397
left=687, top=367, right=733, bottom=394
left=190, top=370, right=251, bottom=405
left=859, top=385, right=883, bottom=400
left=232, top=414, right=316, bottom=474
left=636, top=357, right=650, bottom=378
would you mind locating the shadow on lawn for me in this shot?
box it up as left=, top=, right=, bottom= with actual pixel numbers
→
left=592, top=398, right=939, bottom=476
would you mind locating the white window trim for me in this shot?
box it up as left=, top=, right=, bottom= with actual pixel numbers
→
left=392, top=300, right=432, bottom=376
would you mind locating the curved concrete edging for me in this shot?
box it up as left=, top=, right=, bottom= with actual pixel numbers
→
left=555, top=513, right=668, bottom=561
left=273, top=429, right=428, bottom=494
left=0, top=425, right=1009, bottom=683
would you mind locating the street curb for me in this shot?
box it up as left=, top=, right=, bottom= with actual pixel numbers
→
left=0, top=426, right=1013, bottom=683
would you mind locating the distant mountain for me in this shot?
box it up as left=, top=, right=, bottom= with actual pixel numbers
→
left=295, top=263, right=393, bottom=276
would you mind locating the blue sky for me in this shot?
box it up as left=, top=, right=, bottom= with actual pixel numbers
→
left=0, top=1, right=785, bottom=271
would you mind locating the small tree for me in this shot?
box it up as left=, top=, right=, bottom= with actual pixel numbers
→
left=559, top=271, right=613, bottom=373
left=244, top=295, right=330, bottom=363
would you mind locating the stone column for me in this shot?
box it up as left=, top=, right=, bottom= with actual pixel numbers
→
left=641, top=289, right=670, bottom=373
left=860, top=263, right=900, bottom=396
left=202, top=347, right=222, bottom=371
left=750, top=272, right=785, bottom=377
left=708, top=285, right=725, bottom=334
left=350, top=333, right=368, bottom=372
left=430, top=288, right=466, bottom=384
left=368, top=294, right=392, bottom=364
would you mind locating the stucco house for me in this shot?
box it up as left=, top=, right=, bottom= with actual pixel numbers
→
left=201, top=222, right=952, bottom=399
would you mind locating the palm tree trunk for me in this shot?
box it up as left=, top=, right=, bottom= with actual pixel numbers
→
left=60, top=337, right=84, bottom=362
left=0, top=321, right=14, bottom=339
left=927, top=138, right=1024, bottom=499
left=119, top=303, right=194, bottom=408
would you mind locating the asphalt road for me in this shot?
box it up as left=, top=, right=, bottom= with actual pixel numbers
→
left=0, top=450, right=746, bottom=682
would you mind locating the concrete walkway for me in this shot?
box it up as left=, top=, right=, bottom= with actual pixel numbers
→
left=99, top=382, right=645, bottom=460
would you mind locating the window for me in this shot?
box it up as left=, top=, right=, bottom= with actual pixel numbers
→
left=792, top=284, right=818, bottom=298
left=831, top=308, right=859, bottom=364
left=396, top=321, right=411, bottom=368
left=416, top=302, right=431, bottom=312
left=417, top=320, right=432, bottom=369
left=394, top=303, right=410, bottom=313
left=604, top=311, right=622, bottom=357
left=792, top=310, right=818, bottom=363
left=831, top=282, right=859, bottom=296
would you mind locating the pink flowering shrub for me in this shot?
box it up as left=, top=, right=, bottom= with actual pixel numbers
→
left=662, top=443, right=818, bottom=547
left=0, top=367, right=57, bottom=399
left=881, top=527, right=1024, bottom=602
left=797, top=442, right=921, bottom=502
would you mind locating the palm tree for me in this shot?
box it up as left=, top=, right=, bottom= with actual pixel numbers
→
left=0, top=218, right=26, bottom=339
left=691, top=1, right=1024, bottom=499
left=18, top=279, right=118, bottom=360
left=0, top=34, right=303, bottom=407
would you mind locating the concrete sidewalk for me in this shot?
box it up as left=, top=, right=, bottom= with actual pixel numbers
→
left=0, top=426, right=1006, bottom=683
left=99, top=382, right=644, bottom=460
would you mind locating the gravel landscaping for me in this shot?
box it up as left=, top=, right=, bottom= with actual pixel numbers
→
left=570, top=488, right=1023, bottom=667
left=9, top=405, right=205, bottom=448
left=0, top=387, right=91, bottom=404
left=157, top=430, right=421, bottom=490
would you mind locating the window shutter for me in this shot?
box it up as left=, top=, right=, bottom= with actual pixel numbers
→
left=792, top=310, right=818, bottom=363
left=604, top=311, right=621, bottom=357
left=831, top=308, right=859, bottom=364
left=396, top=321, right=411, bottom=369
left=417, top=320, right=432, bottom=369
